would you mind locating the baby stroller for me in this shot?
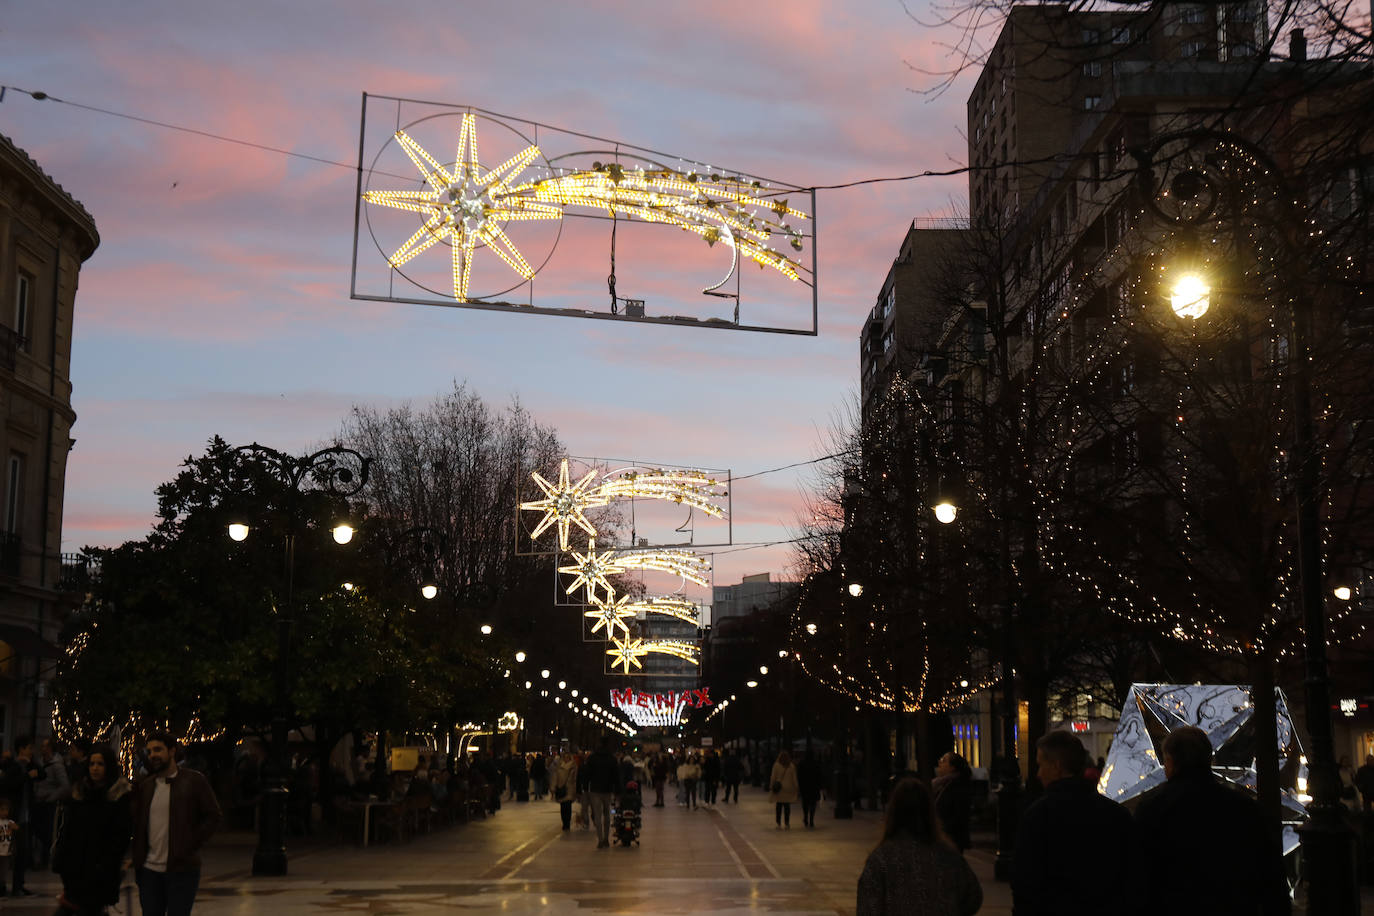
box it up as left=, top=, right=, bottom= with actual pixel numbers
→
left=614, top=780, right=642, bottom=847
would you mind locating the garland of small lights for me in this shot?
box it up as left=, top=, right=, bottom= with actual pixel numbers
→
left=363, top=112, right=810, bottom=302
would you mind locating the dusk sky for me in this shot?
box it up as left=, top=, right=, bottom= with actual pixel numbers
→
left=3, top=0, right=975, bottom=587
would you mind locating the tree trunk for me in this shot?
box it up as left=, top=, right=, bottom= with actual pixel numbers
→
left=1249, top=652, right=1284, bottom=852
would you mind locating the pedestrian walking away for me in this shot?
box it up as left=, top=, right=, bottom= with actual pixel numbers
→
left=769, top=751, right=799, bottom=829
left=651, top=754, right=668, bottom=807
left=702, top=750, right=721, bottom=806
left=721, top=749, right=742, bottom=804
left=797, top=751, right=824, bottom=829
left=677, top=756, right=701, bottom=809
left=551, top=751, right=579, bottom=832
left=856, top=777, right=982, bottom=916
left=1012, top=730, right=1136, bottom=916
left=932, top=752, right=973, bottom=851
left=1134, top=725, right=1290, bottom=916
left=131, top=731, right=223, bottom=916
left=583, top=740, right=621, bottom=848
left=53, top=744, right=133, bottom=915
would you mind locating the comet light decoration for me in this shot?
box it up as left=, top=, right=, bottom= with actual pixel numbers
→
left=522, top=460, right=727, bottom=552
left=362, top=112, right=810, bottom=303
left=607, top=636, right=701, bottom=675
left=620, top=596, right=702, bottom=626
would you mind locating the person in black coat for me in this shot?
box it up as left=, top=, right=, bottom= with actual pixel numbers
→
left=932, top=751, right=973, bottom=851
left=1012, top=730, right=1136, bottom=916
left=1134, top=725, right=1291, bottom=916
left=53, top=745, right=133, bottom=915
left=797, top=752, right=824, bottom=829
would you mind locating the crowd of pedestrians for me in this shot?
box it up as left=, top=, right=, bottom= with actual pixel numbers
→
left=855, top=725, right=1296, bottom=916
left=0, top=731, right=221, bottom=916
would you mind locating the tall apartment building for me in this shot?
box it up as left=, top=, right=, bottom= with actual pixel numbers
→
left=0, top=133, right=99, bottom=748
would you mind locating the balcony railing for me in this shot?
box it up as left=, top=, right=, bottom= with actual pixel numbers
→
left=0, top=326, right=24, bottom=372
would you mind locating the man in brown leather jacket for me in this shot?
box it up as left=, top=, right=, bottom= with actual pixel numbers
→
left=131, top=732, right=221, bottom=916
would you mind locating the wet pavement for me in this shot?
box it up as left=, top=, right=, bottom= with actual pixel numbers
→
left=7, top=786, right=1013, bottom=914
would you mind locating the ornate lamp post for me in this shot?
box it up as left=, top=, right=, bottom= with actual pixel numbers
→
left=225, top=443, right=369, bottom=877
left=1138, top=128, right=1358, bottom=914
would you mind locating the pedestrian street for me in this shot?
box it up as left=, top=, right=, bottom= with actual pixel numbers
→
left=10, top=787, right=1012, bottom=915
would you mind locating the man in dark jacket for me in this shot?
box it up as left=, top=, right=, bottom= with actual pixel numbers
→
left=1012, top=730, right=1135, bottom=916
left=582, top=740, right=621, bottom=848
left=0, top=736, right=38, bottom=896
left=131, top=731, right=222, bottom=916
left=1134, top=726, right=1290, bottom=916
left=721, top=750, right=743, bottom=803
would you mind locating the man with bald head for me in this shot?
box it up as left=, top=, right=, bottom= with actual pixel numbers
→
left=1134, top=725, right=1290, bottom=915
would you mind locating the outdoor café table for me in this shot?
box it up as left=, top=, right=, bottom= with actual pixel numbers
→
left=355, top=798, right=399, bottom=847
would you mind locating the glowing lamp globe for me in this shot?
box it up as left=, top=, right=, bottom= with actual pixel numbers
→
left=848, top=583, right=863, bottom=597
left=480, top=624, right=493, bottom=635
left=1169, top=274, right=1210, bottom=319
left=759, top=666, right=769, bottom=675
left=541, top=669, right=550, bottom=679
left=227, top=523, right=250, bottom=542
left=746, top=680, right=759, bottom=688
left=1334, top=586, right=1353, bottom=601
left=515, top=651, right=527, bottom=663
left=421, top=583, right=438, bottom=600
left=933, top=502, right=958, bottom=524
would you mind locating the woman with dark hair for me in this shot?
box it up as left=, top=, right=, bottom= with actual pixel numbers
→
left=53, top=744, right=133, bottom=915
left=857, top=777, right=982, bottom=916
left=933, top=751, right=974, bottom=852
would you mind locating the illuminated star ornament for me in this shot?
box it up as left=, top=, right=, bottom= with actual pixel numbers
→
left=606, top=636, right=701, bottom=674
left=363, top=112, right=809, bottom=302
left=585, top=595, right=638, bottom=637
left=519, top=459, right=609, bottom=551
left=559, top=539, right=627, bottom=603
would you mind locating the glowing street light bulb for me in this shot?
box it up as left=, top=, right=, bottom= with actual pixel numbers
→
left=331, top=524, right=354, bottom=545
left=515, top=651, right=526, bottom=663
left=342, top=582, right=355, bottom=591
left=746, top=680, right=759, bottom=688
left=1334, top=586, right=1353, bottom=601
left=1169, top=273, right=1210, bottom=319
left=778, top=649, right=788, bottom=658
left=805, top=623, right=818, bottom=635
left=933, top=502, right=958, bottom=524
left=480, top=624, right=493, bottom=635
left=421, top=584, right=438, bottom=600
left=541, top=669, right=550, bottom=679
left=959, top=679, right=970, bottom=688
left=558, top=680, right=567, bottom=689
left=228, top=523, right=250, bottom=542
left=759, top=666, right=769, bottom=675
left=848, top=583, right=863, bottom=597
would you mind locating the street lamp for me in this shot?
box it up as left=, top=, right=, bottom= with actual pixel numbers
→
left=480, top=624, right=493, bottom=635
left=515, top=650, right=527, bottom=663
left=1333, top=586, right=1352, bottom=602
left=1141, top=127, right=1357, bottom=912
left=224, top=442, right=369, bottom=877
left=1168, top=273, right=1211, bottom=319
left=848, top=582, right=864, bottom=597
left=932, top=501, right=958, bottom=525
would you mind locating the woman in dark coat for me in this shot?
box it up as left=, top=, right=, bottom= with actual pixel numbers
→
left=933, top=752, right=973, bottom=852
left=857, top=777, right=982, bottom=916
left=54, top=744, right=133, bottom=915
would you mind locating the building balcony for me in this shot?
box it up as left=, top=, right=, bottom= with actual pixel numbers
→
left=0, top=532, right=19, bottom=577
left=0, top=326, right=24, bottom=372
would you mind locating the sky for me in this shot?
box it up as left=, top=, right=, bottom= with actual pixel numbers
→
left=1, top=0, right=975, bottom=587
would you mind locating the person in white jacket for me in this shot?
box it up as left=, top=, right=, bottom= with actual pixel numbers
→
left=676, top=756, right=701, bottom=809
left=768, top=751, right=800, bottom=829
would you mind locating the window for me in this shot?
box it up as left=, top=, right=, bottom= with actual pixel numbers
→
left=1112, top=26, right=1132, bottom=44
left=1082, top=28, right=1101, bottom=44
left=5, top=454, right=23, bottom=534
left=1083, top=61, right=1103, bottom=77
left=1085, top=96, right=1102, bottom=110
left=15, top=273, right=31, bottom=351
left=1181, top=39, right=1206, bottom=58
left=1179, top=6, right=1207, bottom=24
left=882, top=328, right=895, bottom=354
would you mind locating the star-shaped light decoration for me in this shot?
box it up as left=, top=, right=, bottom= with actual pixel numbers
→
left=519, top=459, right=610, bottom=550
left=585, top=595, right=638, bottom=637
left=558, top=539, right=626, bottom=604
left=607, top=635, right=650, bottom=674
left=362, top=113, right=562, bottom=302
